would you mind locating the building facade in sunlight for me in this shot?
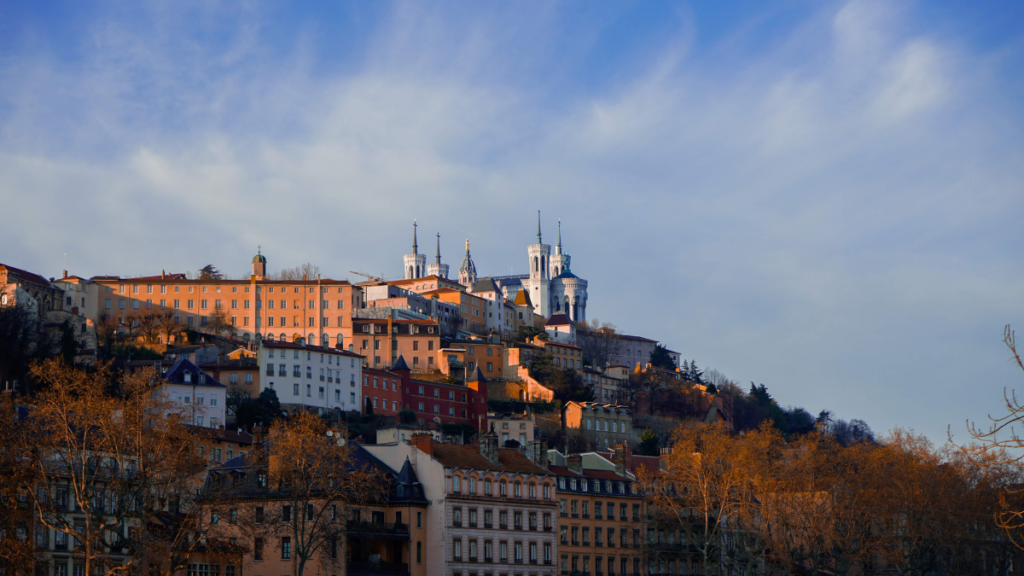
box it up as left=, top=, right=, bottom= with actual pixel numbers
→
left=401, top=214, right=589, bottom=322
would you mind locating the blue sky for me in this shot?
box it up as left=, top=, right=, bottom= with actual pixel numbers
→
left=2, top=0, right=1023, bottom=444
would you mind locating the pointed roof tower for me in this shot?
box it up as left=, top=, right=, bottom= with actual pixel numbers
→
left=459, top=238, right=478, bottom=288
left=537, top=210, right=543, bottom=244
left=427, top=232, right=450, bottom=279
left=403, top=221, right=426, bottom=279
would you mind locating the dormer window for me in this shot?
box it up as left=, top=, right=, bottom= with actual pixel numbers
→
left=199, top=374, right=206, bottom=384
left=183, top=372, right=192, bottom=383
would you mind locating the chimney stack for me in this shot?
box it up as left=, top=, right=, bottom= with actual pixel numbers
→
left=613, top=444, right=627, bottom=477
left=480, top=425, right=500, bottom=464
left=567, top=454, right=583, bottom=474
left=526, top=440, right=548, bottom=469
left=410, top=432, right=434, bottom=456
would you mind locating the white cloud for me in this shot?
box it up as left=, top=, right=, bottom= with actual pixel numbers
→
left=0, top=0, right=1022, bottom=442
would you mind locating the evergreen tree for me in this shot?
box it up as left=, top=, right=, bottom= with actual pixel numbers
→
left=649, top=344, right=676, bottom=370
left=638, top=428, right=660, bottom=456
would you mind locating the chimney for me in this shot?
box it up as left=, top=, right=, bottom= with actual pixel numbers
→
left=62, top=270, right=68, bottom=279
left=410, top=432, right=434, bottom=456
left=480, top=426, right=500, bottom=464
left=613, top=444, right=627, bottom=477
left=526, top=440, right=548, bottom=469
left=567, top=454, right=583, bottom=474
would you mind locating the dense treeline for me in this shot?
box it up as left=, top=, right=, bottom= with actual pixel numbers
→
left=642, top=421, right=1024, bottom=575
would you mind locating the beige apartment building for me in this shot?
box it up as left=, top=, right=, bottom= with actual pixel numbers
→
left=547, top=451, right=645, bottom=576
left=563, top=403, right=633, bottom=451
left=352, top=318, right=441, bottom=372
left=88, top=252, right=361, bottom=348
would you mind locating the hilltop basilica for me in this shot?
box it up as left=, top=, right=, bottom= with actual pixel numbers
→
left=402, top=213, right=589, bottom=322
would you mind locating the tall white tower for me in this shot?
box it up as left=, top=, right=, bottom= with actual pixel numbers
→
left=521, top=211, right=552, bottom=317
left=426, top=233, right=450, bottom=279
left=549, top=220, right=570, bottom=277
left=403, top=222, right=427, bottom=279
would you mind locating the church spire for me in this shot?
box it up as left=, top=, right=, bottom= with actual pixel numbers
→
left=537, top=210, right=542, bottom=244
left=412, top=221, right=419, bottom=253
left=557, top=219, right=562, bottom=254
left=435, top=233, right=442, bottom=265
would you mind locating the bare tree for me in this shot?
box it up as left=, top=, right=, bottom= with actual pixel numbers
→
left=576, top=319, right=623, bottom=369
left=26, top=362, right=202, bottom=576
left=155, top=309, right=186, bottom=346
left=959, top=325, right=1024, bottom=548
left=271, top=263, right=322, bottom=281
left=244, top=412, right=385, bottom=576
left=639, top=422, right=748, bottom=575
left=207, top=307, right=233, bottom=337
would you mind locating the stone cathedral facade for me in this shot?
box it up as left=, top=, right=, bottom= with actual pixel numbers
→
left=401, top=213, right=589, bottom=322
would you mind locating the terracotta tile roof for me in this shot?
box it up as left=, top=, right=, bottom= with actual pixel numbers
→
left=0, top=264, right=52, bottom=287
left=363, top=367, right=400, bottom=378
left=430, top=443, right=550, bottom=475
left=627, top=455, right=662, bottom=477
left=617, top=334, right=658, bottom=343
left=185, top=424, right=254, bottom=445
left=547, top=464, right=581, bottom=478
left=581, top=469, right=628, bottom=481
left=354, top=318, right=439, bottom=325
left=262, top=340, right=364, bottom=358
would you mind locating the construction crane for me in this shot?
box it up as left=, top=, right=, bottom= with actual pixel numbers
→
left=349, top=271, right=387, bottom=283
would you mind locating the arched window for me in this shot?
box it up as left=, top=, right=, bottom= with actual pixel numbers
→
left=533, top=257, right=538, bottom=272
left=321, top=334, right=329, bottom=346
left=336, top=334, right=344, bottom=348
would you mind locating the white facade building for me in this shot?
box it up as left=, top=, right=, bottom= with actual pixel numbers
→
left=161, top=358, right=227, bottom=428
left=257, top=339, right=364, bottom=416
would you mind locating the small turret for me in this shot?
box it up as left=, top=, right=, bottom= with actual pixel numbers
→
left=252, top=247, right=267, bottom=279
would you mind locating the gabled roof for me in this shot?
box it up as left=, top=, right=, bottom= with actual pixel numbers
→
left=546, top=314, right=574, bottom=327
left=470, top=278, right=501, bottom=294
left=430, top=443, right=550, bottom=475
left=467, top=367, right=486, bottom=383
left=0, top=263, right=52, bottom=287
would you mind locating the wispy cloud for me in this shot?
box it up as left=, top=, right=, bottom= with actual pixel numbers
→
left=0, top=0, right=1022, bottom=441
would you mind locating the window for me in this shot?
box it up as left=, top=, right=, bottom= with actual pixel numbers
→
left=281, top=537, right=291, bottom=559
left=254, top=538, right=264, bottom=560
left=453, top=539, right=462, bottom=562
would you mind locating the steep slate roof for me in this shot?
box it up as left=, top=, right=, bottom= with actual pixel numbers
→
left=470, top=278, right=501, bottom=294
left=552, top=269, right=580, bottom=280
left=514, top=289, right=533, bottom=307
left=163, top=358, right=225, bottom=388
left=546, top=314, right=574, bottom=327
left=430, top=443, right=549, bottom=474
left=391, top=355, right=411, bottom=372
left=467, top=367, right=486, bottom=383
